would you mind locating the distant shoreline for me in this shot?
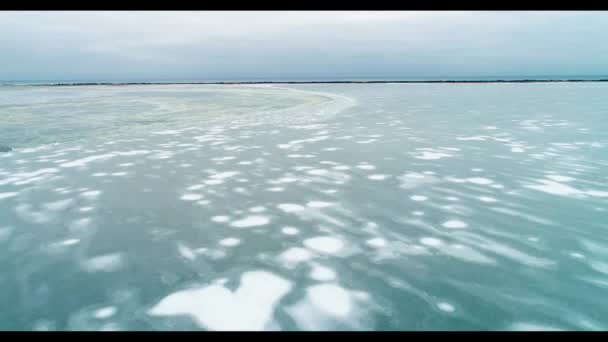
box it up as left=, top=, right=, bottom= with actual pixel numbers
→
left=8, top=79, right=608, bottom=86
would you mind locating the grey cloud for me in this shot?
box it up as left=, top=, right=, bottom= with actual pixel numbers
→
left=1, top=11, right=607, bottom=81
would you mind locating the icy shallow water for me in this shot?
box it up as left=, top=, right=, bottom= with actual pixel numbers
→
left=1, top=83, right=608, bottom=330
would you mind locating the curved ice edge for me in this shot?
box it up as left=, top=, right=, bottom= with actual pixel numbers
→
left=1, top=85, right=357, bottom=153
left=250, top=85, right=358, bottom=120
left=146, top=85, right=357, bottom=132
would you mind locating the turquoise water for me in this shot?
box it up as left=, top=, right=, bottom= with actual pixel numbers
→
left=0, top=83, right=607, bottom=330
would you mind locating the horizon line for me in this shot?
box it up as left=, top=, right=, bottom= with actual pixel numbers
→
left=9, top=79, right=608, bottom=86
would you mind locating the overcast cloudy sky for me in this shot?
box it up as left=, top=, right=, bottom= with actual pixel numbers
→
left=1, top=11, right=607, bottom=81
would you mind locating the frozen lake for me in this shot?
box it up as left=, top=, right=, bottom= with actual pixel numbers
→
left=1, top=83, right=607, bottom=330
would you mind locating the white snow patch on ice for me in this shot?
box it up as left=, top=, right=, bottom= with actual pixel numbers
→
left=148, top=271, right=292, bottom=331
left=230, top=216, right=270, bottom=228
left=304, top=236, right=344, bottom=254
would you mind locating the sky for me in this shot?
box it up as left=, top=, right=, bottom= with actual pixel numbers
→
left=1, top=11, right=608, bottom=81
